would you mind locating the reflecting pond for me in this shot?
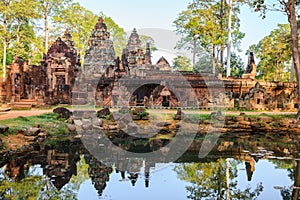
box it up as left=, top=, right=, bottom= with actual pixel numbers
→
left=1, top=133, right=300, bottom=200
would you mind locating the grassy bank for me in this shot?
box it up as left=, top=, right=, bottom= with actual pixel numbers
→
left=0, top=113, right=68, bottom=136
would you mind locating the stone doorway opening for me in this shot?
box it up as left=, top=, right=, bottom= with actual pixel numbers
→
left=130, top=84, right=178, bottom=107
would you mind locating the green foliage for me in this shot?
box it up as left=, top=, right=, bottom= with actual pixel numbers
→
left=137, top=110, right=148, bottom=117
left=139, top=34, right=157, bottom=51
left=193, top=52, right=213, bottom=72
left=252, top=24, right=292, bottom=82
left=226, top=52, right=245, bottom=78
left=51, top=2, right=98, bottom=60
left=172, top=55, right=193, bottom=71
left=173, top=0, right=245, bottom=72
left=0, top=176, right=44, bottom=199
left=174, top=159, right=263, bottom=199
left=0, top=155, right=89, bottom=199
left=52, top=6, right=126, bottom=59
left=0, top=0, right=126, bottom=71
left=0, top=0, right=43, bottom=71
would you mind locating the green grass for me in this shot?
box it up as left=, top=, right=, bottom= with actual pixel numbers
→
left=0, top=113, right=67, bottom=135
left=243, top=113, right=296, bottom=120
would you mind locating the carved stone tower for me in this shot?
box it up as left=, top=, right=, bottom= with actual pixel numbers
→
left=84, top=17, right=116, bottom=78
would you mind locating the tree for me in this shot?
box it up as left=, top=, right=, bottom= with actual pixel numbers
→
left=279, top=160, right=300, bottom=200
left=9, top=19, right=44, bottom=66
left=174, top=159, right=264, bottom=200
left=52, top=4, right=126, bottom=61
left=226, top=51, right=245, bottom=78
left=172, top=55, right=193, bottom=71
left=39, top=0, right=71, bottom=53
left=251, top=24, right=292, bottom=82
left=139, top=34, right=157, bottom=51
left=0, top=0, right=42, bottom=77
left=226, top=0, right=233, bottom=77
left=0, top=176, right=44, bottom=199
left=194, top=51, right=213, bottom=73
left=0, top=0, right=11, bottom=78
left=251, top=0, right=300, bottom=118
left=52, top=2, right=98, bottom=62
left=173, top=0, right=245, bottom=75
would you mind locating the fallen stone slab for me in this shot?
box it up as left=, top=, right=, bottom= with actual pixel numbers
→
left=24, top=128, right=41, bottom=136
left=53, top=107, right=72, bottom=119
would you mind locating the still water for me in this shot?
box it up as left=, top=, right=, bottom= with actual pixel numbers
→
left=0, top=134, right=300, bottom=200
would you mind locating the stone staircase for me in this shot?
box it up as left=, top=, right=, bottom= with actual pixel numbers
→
left=12, top=99, right=40, bottom=109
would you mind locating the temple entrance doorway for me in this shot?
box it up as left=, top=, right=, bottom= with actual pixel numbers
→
left=131, top=84, right=160, bottom=106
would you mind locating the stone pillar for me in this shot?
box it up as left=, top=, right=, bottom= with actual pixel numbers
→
left=52, top=75, right=57, bottom=90
left=65, top=72, right=69, bottom=85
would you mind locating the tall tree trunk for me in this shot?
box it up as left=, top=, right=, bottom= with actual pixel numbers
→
left=45, top=15, right=49, bottom=52
left=292, top=160, right=300, bottom=200
left=286, top=0, right=300, bottom=119
left=193, top=37, right=196, bottom=67
left=212, top=45, right=216, bottom=75
left=220, top=0, right=224, bottom=68
left=290, top=56, right=295, bottom=82
left=2, top=12, right=7, bottom=78
left=44, top=3, right=49, bottom=52
left=226, top=0, right=233, bottom=77
left=226, top=158, right=230, bottom=200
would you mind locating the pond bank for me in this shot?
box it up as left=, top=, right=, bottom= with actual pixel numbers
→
left=0, top=111, right=78, bottom=153
left=0, top=107, right=299, bottom=153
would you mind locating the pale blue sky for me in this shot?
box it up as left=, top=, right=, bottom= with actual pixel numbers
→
left=75, top=0, right=288, bottom=62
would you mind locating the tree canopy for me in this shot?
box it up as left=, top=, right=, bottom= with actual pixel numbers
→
left=251, top=24, right=292, bottom=82
left=173, top=0, right=245, bottom=74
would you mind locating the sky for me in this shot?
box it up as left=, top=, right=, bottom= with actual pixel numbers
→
left=75, top=0, right=288, bottom=64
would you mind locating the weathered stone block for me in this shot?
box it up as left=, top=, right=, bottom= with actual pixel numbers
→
left=53, top=107, right=72, bottom=119
left=258, top=116, right=273, bottom=124
left=234, top=116, right=245, bottom=122
left=25, top=128, right=41, bottom=136
left=74, top=120, right=83, bottom=127
left=128, top=122, right=138, bottom=132
left=97, top=108, right=111, bottom=118
left=132, top=115, right=141, bottom=120
left=67, top=124, right=76, bottom=132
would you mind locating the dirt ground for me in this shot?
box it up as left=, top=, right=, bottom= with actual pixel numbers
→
left=0, top=109, right=52, bottom=120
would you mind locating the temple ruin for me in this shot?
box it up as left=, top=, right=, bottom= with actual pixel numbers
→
left=0, top=17, right=298, bottom=111
left=0, top=29, right=81, bottom=109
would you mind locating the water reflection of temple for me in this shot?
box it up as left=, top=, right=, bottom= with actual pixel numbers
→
left=0, top=141, right=82, bottom=191
left=1, top=134, right=300, bottom=198
left=84, top=154, right=112, bottom=196
left=43, top=146, right=80, bottom=190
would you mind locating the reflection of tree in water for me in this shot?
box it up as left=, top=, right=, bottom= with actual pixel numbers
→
left=84, top=154, right=113, bottom=196
left=174, top=159, right=263, bottom=200
left=0, top=175, right=44, bottom=199
left=277, top=159, right=300, bottom=200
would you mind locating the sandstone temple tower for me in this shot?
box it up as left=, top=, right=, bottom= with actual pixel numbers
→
left=84, top=17, right=116, bottom=78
